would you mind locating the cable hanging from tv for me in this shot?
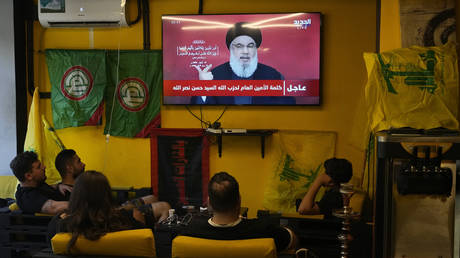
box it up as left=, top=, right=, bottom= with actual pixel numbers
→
left=185, top=105, right=227, bottom=129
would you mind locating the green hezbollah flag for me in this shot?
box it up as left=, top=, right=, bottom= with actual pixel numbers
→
left=46, top=49, right=106, bottom=129
left=104, top=50, right=162, bottom=137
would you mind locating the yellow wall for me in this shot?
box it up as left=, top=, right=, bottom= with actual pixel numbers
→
left=380, top=0, right=401, bottom=52
left=33, top=0, right=377, bottom=217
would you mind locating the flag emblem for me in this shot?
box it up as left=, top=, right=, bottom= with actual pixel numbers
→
left=117, top=77, right=149, bottom=112
left=60, top=65, right=93, bottom=101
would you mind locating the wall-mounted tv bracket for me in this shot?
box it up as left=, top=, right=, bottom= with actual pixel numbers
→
left=205, top=129, right=276, bottom=158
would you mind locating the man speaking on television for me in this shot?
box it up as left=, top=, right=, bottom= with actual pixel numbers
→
left=193, top=22, right=295, bottom=105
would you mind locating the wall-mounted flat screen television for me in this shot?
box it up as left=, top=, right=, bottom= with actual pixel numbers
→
left=162, top=13, right=321, bottom=105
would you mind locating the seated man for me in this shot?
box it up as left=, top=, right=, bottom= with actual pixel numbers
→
left=10, top=151, right=68, bottom=214
left=55, top=149, right=86, bottom=199
left=297, top=158, right=371, bottom=257
left=55, top=148, right=171, bottom=222
left=179, top=172, right=296, bottom=252
left=298, top=158, right=352, bottom=219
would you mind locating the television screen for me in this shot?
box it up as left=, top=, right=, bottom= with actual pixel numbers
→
left=162, top=13, right=321, bottom=105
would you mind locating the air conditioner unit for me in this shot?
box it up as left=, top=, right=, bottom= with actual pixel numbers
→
left=38, top=0, right=129, bottom=28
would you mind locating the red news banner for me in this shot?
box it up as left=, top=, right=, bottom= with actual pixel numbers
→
left=164, top=80, right=319, bottom=96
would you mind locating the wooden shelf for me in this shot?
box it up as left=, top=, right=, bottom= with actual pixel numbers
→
left=205, top=129, right=277, bottom=158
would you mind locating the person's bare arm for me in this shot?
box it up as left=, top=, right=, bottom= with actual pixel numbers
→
left=298, top=173, right=332, bottom=215
left=41, top=200, right=68, bottom=215
left=50, top=183, right=73, bottom=196
left=121, top=195, right=160, bottom=211
left=128, top=201, right=171, bottom=224
left=141, top=195, right=158, bottom=204
left=152, top=201, right=171, bottom=223
left=132, top=208, right=146, bottom=224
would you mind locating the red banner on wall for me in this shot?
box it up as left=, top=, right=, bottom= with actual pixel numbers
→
left=150, top=128, right=209, bottom=207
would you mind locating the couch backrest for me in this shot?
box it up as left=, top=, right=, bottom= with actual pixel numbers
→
left=51, top=228, right=156, bottom=257
left=172, top=235, right=277, bottom=258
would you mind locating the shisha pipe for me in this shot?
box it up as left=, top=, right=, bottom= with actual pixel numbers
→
left=333, top=183, right=360, bottom=258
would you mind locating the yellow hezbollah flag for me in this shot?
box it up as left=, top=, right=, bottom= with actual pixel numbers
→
left=360, top=42, right=459, bottom=199
left=263, top=131, right=336, bottom=213
left=24, top=88, right=65, bottom=185
left=42, top=115, right=65, bottom=184
left=364, top=42, right=458, bottom=132
left=24, top=88, right=42, bottom=158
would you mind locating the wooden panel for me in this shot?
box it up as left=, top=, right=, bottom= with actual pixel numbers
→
left=400, top=0, right=457, bottom=47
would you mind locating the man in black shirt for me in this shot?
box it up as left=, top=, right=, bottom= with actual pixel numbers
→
left=298, top=158, right=353, bottom=219
left=10, top=151, right=68, bottom=214
left=55, top=149, right=86, bottom=199
left=180, top=172, right=296, bottom=252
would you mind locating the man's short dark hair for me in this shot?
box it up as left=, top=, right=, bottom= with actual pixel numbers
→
left=55, top=149, right=76, bottom=178
left=226, top=22, right=262, bottom=49
left=324, top=158, right=353, bottom=184
left=208, top=172, right=240, bottom=212
left=10, top=151, right=38, bottom=182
